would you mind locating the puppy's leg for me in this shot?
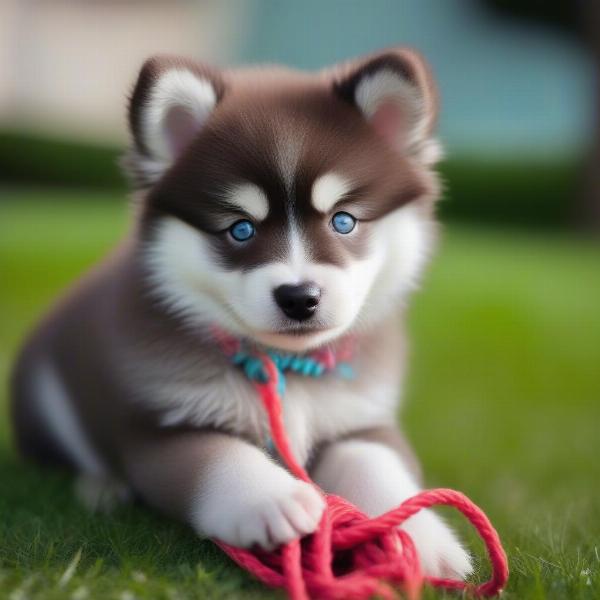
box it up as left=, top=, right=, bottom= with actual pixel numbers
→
left=311, top=427, right=472, bottom=579
left=121, top=430, right=325, bottom=550
left=75, top=474, right=132, bottom=513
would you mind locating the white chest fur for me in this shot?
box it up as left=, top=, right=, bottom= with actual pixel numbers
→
left=132, top=354, right=400, bottom=466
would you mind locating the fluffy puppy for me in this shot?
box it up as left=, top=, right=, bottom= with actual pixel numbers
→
left=11, top=48, right=471, bottom=578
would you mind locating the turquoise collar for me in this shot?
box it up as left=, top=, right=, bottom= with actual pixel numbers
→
left=213, top=328, right=356, bottom=395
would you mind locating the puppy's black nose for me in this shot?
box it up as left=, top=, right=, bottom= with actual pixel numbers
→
left=274, top=283, right=321, bottom=321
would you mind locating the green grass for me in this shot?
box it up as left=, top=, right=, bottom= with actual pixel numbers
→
left=1, top=187, right=599, bottom=599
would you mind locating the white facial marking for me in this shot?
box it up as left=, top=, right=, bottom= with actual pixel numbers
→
left=144, top=217, right=245, bottom=335
left=356, top=203, right=434, bottom=330
left=225, top=183, right=269, bottom=221
left=311, top=173, right=351, bottom=213
left=287, top=221, right=309, bottom=276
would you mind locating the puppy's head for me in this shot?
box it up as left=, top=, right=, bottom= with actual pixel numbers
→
left=126, top=50, right=442, bottom=352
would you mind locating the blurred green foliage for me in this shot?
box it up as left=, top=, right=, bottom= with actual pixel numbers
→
left=0, top=131, right=126, bottom=190
left=437, top=158, right=580, bottom=228
left=0, top=131, right=582, bottom=229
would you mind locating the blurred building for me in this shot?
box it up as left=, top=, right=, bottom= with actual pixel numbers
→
left=0, top=0, right=249, bottom=143
left=0, top=0, right=594, bottom=157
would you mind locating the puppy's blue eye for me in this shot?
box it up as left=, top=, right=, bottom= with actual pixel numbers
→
left=331, top=211, right=356, bottom=234
left=229, top=219, right=255, bottom=242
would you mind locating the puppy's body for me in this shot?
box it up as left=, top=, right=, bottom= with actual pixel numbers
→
left=11, top=50, right=471, bottom=577
left=13, top=241, right=404, bottom=473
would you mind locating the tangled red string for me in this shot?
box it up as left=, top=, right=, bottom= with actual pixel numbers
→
left=217, top=356, right=509, bottom=599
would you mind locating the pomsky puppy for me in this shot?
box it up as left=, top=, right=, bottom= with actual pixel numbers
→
left=11, top=48, right=471, bottom=578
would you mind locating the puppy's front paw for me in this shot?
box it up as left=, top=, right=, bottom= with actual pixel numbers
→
left=198, top=475, right=325, bottom=551
left=238, top=479, right=325, bottom=550
left=402, top=509, right=473, bottom=580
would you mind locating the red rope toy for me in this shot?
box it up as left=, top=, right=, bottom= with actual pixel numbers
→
left=216, top=354, right=509, bottom=599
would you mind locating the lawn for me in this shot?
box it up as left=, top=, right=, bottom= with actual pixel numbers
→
left=1, top=188, right=599, bottom=599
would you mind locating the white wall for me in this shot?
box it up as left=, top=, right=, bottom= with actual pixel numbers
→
left=0, top=0, right=250, bottom=143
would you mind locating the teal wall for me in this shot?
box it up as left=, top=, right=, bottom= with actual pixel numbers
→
left=238, top=0, right=593, bottom=157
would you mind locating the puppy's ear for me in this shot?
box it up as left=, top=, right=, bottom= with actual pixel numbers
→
left=333, top=48, right=442, bottom=164
left=123, top=55, right=224, bottom=187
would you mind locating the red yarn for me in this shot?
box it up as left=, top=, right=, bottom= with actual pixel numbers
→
left=216, top=355, right=509, bottom=599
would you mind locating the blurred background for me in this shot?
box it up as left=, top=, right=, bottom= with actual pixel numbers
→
left=1, top=0, right=598, bottom=226
left=1, top=1, right=599, bottom=598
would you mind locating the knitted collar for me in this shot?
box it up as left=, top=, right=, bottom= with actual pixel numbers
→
left=212, top=327, right=356, bottom=394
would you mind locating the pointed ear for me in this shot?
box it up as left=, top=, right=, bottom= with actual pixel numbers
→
left=333, top=48, right=442, bottom=164
left=123, top=55, right=224, bottom=187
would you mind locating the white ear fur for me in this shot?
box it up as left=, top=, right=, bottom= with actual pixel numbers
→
left=354, top=69, right=427, bottom=155
left=335, top=50, right=442, bottom=164
left=124, top=61, right=219, bottom=187
left=141, top=69, right=217, bottom=164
